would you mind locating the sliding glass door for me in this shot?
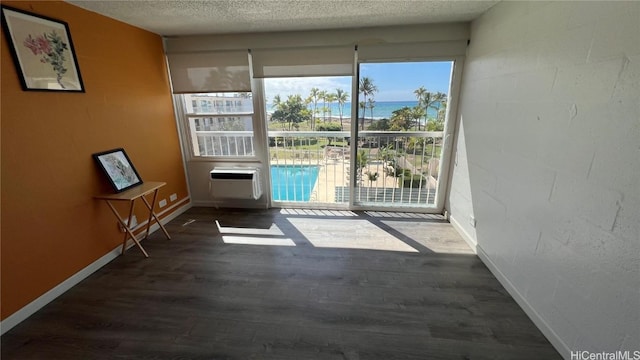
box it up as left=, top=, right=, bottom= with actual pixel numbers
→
left=262, top=76, right=352, bottom=207
left=351, top=61, right=456, bottom=210
left=258, top=60, right=458, bottom=212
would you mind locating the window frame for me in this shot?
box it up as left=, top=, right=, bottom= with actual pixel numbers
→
left=179, top=92, right=259, bottom=161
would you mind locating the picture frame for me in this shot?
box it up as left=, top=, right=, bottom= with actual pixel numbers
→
left=92, top=148, right=143, bottom=193
left=1, top=5, right=85, bottom=92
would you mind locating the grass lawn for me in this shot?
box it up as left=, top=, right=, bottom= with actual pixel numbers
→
left=265, top=123, right=442, bottom=168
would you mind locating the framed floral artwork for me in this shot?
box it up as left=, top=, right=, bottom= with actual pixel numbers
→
left=1, top=6, right=84, bottom=92
left=93, top=148, right=143, bottom=193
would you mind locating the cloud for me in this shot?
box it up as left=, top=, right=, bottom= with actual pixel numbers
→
left=264, top=77, right=352, bottom=103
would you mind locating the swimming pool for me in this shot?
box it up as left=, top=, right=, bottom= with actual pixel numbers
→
left=271, top=165, right=320, bottom=202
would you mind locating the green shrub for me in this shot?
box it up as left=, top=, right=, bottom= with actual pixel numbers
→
left=399, top=173, right=426, bottom=188
left=316, top=122, right=342, bottom=131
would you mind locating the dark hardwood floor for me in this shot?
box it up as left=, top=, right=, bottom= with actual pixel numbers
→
left=2, top=207, right=561, bottom=359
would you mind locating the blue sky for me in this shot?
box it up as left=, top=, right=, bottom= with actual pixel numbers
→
left=264, top=61, right=453, bottom=103
left=360, top=62, right=453, bottom=101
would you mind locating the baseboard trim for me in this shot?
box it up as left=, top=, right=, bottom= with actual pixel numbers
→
left=476, top=245, right=571, bottom=360
left=0, top=199, right=192, bottom=336
left=131, top=197, right=191, bottom=233
left=449, top=215, right=477, bottom=253
left=192, top=199, right=269, bottom=209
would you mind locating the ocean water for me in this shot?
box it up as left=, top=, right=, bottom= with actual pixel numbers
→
left=268, top=101, right=442, bottom=120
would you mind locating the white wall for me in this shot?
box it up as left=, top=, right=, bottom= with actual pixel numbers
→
left=446, top=119, right=478, bottom=250
left=448, top=1, right=639, bottom=358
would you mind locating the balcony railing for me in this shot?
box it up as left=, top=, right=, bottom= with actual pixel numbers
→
left=193, top=130, right=443, bottom=207
left=192, top=130, right=254, bottom=157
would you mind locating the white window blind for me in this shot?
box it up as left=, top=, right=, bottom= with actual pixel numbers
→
left=166, top=51, right=251, bottom=93
left=358, top=40, right=468, bottom=62
left=251, top=46, right=354, bottom=78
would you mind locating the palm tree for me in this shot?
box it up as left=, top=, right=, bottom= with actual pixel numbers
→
left=366, top=171, right=379, bottom=186
left=389, top=106, right=414, bottom=131
left=272, top=94, right=281, bottom=109
left=271, top=95, right=311, bottom=131
left=413, top=86, right=447, bottom=131
left=426, top=91, right=446, bottom=130
left=411, top=106, right=426, bottom=130
left=308, top=87, right=320, bottom=130
left=271, top=94, right=283, bottom=129
left=366, top=171, right=380, bottom=199
left=319, top=90, right=327, bottom=122
left=326, top=93, right=337, bottom=122
left=432, top=92, right=447, bottom=112
left=437, top=98, right=447, bottom=122
left=336, top=88, right=349, bottom=130
left=432, top=92, right=447, bottom=117
left=414, top=86, right=430, bottom=131
left=367, top=98, right=376, bottom=127
left=359, top=101, right=366, bottom=129
left=356, top=150, right=368, bottom=185
left=359, top=77, right=378, bottom=130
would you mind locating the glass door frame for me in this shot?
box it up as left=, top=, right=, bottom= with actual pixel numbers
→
left=254, top=55, right=464, bottom=213
left=347, top=56, right=465, bottom=214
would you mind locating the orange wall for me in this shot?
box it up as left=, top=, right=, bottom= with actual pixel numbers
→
left=1, top=1, right=189, bottom=319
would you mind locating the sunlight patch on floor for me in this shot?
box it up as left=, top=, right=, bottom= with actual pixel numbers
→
left=221, top=236, right=296, bottom=246
left=365, top=211, right=443, bottom=220
left=288, top=218, right=419, bottom=252
left=380, top=220, right=475, bottom=254
left=215, top=220, right=285, bottom=235
left=279, top=209, right=358, bottom=217
left=216, top=220, right=295, bottom=246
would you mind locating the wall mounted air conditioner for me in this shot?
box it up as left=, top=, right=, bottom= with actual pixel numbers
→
left=210, top=167, right=262, bottom=200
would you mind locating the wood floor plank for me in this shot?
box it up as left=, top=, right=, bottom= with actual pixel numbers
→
left=1, top=207, right=561, bottom=359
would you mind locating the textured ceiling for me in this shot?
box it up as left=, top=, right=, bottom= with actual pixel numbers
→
left=66, top=0, right=498, bottom=36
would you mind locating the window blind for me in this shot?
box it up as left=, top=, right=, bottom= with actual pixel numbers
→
left=251, top=46, right=354, bottom=78
left=358, top=40, right=468, bottom=62
left=166, top=51, right=251, bottom=93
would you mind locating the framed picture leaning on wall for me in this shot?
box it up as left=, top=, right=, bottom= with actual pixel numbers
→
left=93, top=148, right=143, bottom=193
left=1, top=5, right=84, bottom=92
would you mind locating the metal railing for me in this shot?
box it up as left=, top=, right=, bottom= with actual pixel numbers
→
left=192, top=130, right=443, bottom=207
left=192, top=130, right=254, bottom=157
left=353, top=131, right=442, bottom=207
left=269, top=131, right=351, bottom=204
